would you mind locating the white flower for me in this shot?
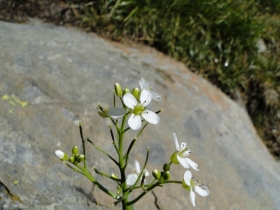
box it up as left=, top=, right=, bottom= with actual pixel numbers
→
left=123, top=89, right=160, bottom=130
left=183, top=170, right=210, bottom=207
left=126, top=160, right=149, bottom=186
left=172, top=133, right=199, bottom=171
left=54, top=150, right=68, bottom=161
left=139, top=77, right=161, bottom=101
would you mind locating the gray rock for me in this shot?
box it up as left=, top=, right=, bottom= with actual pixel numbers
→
left=0, top=19, right=279, bottom=210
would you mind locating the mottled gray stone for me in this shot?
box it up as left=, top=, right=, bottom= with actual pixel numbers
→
left=0, top=19, right=279, bottom=210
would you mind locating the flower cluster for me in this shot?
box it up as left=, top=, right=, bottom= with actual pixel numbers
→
left=120, top=78, right=209, bottom=207
left=171, top=133, right=210, bottom=206
left=54, top=77, right=209, bottom=209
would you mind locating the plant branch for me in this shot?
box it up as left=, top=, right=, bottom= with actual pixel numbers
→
left=87, top=138, right=119, bottom=166
left=130, top=147, right=149, bottom=191
left=79, top=122, right=87, bottom=169
left=94, top=167, right=121, bottom=182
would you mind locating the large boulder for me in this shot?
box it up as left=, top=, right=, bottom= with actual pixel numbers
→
left=0, top=19, right=279, bottom=210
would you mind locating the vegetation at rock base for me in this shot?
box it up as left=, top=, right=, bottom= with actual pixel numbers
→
left=1, top=0, right=280, bottom=159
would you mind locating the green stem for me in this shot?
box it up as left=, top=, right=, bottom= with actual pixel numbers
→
left=94, top=167, right=121, bottom=182
left=127, top=182, right=159, bottom=206
left=118, top=113, right=129, bottom=209
left=124, top=122, right=148, bottom=168
left=127, top=179, right=182, bottom=206
left=109, top=126, right=120, bottom=155
left=75, top=164, right=117, bottom=199
left=79, top=122, right=87, bottom=169
left=164, top=180, right=182, bottom=184
left=87, top=138, right=119, bottom=166
left=130, top=148, right=149, bottom=191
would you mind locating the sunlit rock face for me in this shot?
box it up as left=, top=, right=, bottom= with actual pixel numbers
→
left=0, top=20, right=279, bottom=210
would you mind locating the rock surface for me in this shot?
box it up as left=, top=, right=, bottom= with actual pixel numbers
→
left=0, top=19, right=280, bottom=210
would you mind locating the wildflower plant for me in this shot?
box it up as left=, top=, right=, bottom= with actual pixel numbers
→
left=54, top=77, right=210, bottom=209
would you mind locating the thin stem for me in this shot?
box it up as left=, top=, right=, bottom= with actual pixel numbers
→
left=124, top=122, right=148, bottom=168
left=94, top=167, right=121, bottom=182
left=127, top=182, right=159, bottom=206
left=110, top=117, right=117, bottom=127
left=75, top=164, right=117, bottom=199
left=123, top=127, right=130, bottom=133
left=123, top=138, right=136, bottom=169
left=65, top=162, right=84, bottom=175
left=130, top=148, right=149, bottom=190
left=147, top=179, right=157, bottom=188
left=87, top=138, right=119, bottom=166
left=109, top=125, right=119, bottom=155
left=127, top=179, right=182, bottom=206
left=164, top=180, right=182, bottom=184
left=155, top=109, right=162, bottom=114
left=79, top=122, right=87, bottom=169
left=118, top=113, right=129, bottom=209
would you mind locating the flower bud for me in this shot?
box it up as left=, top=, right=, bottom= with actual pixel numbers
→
left=111, top=174, right=118, bottom=179
left=69, top=156, right=75, bottom=163
left=114, top=83, right=123, bottom=97
left=54, top=150, right=68, bottom=161
left=131, top=88, right=140, bottom=98
left=170, top=152, right=179, bottom=164
left=152, top=169, right=161, bottom=180
left=163, top=163, right=170, bottom=171
left=123, top=88, right=129, bottom=95
left=97, top=105, right=108, bottom=118
left=77, top=154, right=85, bottom=163
left=163, top=171, right=171, bottom=180
left=72, top=146, right=78, bottom=155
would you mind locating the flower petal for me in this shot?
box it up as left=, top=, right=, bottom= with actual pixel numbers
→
left=186, top=158, right=199, bottom=171
left=128, top=114, right=142, bottom=130
left=182, top=149, right=191, bottom=157
left=190, top=189, right=196, bottom=207
left=108, top=107, right=126, bottom=118
left=177, top=156, right=190, bottom=168
left=182, top=152, right=191, bottom=158
left=140, top=89, right=152, bottom=107
left=151, top=92, right=161, bottom=101
left=126, top=174, right=138, bottom=185
left=54, top=150, right=64, bottom=159
left=141, top=110, right=160, bottom=125
left=139, top=77, right=150, bottom=90
left=180, top=142, right=188, bottom=150
left=173, top=133, right=180, bottom=151
left=123, top=93, right=137, bottom=109
left=144, top=169, right=150, bottom=176
left=184, top=170, right=192, bottom=186
left=134, top=160, right=141, bottom=173
left=195, top=186, right=210, bottom=197
left=139, top=78, right=161, bottom=101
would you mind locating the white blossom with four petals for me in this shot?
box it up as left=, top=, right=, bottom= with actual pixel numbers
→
left=183, top=170, right=210, bottom=207
left=139, top=77, right=161, bottom=101
left=123, top=89, right=160, bottom=130
left=173, top=133, right=199, bottom=171
left=126, top=160, right=149, bottom=186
